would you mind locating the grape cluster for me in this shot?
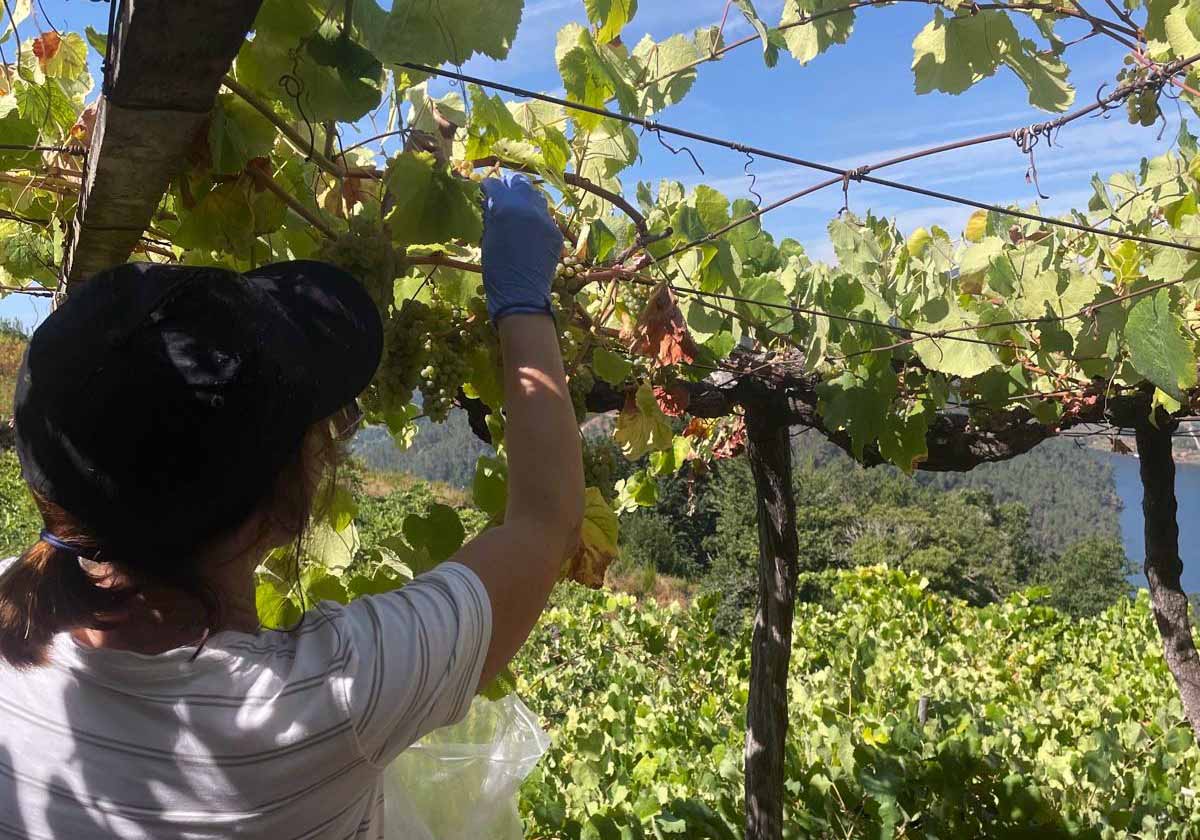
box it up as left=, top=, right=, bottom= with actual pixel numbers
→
left=315, top=216, right=403, bottom=308
left=582, top=437, right=617, bottom=500
left=364, top=296, right=481, bottom=424
left=363, top=298, right=434, bottom=417
left=554, top=243, right=586, bottom=293
left=418, top=326, right=472, bottom=422
left=568, top=366, right=595, bottom=423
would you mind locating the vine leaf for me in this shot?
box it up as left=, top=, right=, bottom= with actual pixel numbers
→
left=878, top=403, right=930, bottom=474
left=1, top=0, right=29, bottom=43
left=711, top=416, right=747, bottom=459
left=594, top=347, right=634, bottom=385
left=358, top=0, right=524, bottom=67
left=632, top=34, right=701, bottom=114
left=383, top=151, right=483, bottom=246
left=1166, top=3, right=1200, bottom=59
left=733, top=0, right=781, bottom=67
left=911, top=9, right=1073, bottom=111
left=0, top=112, right=40, bottom=169
left=654, top=384, right=690, bottom=417
left=69, top=101, right=98, bottom=148
left=585, top=0, right=638, bottom=44
left=912, top=10, right=1010, bottom=96
left=465, top=85, right=525, bottom=160
left=35, top=32, right=87, bottom=81
left=563, top=487, right=619, bottom=588
left=614, top=383, right=673, bottom=460
left=403, top=504, right=466, bottom=566
left=817, top=367, right=896, bottom=461
left=557, top=24, right=638, bottom=128
left=1003, top=40, right=1074, bottom=113
left=913, top=300, right=1001, bottom=379
left=472, top=456, right=508, bottom=519
left=208, top=93, right=278, bottom=175
left=964, top=210, right=988, bottom=243
left=236, top=26, right=383, bottom=123
left=630, top=284, right=699, bottom=367
left=174, top=180, right=285, bottom=259
left=779, top=0, right=855, bottom=66
left=1125, top=290, right=1198, bottom=402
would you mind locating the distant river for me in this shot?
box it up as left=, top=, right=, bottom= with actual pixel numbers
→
left=1113, top=455, right=1200, bottom=592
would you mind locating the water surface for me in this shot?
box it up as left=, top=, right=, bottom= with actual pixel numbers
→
left=1113, top=455, right=1200, bottom=592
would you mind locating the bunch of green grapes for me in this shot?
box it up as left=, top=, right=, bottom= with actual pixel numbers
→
left=582, top=435, right=616, bottom=500
left=363, top=298, right=435, bottom=418
left=554, top=250, right=587, bottom=294
left=568, top=365, right=594, bottom=423
left=315, top=216, right=402, bottom=308
left=417, top=323, right=471, bottom=422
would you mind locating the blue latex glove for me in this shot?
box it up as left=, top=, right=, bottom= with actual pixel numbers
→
left=480, top=174, right=563, bottom=324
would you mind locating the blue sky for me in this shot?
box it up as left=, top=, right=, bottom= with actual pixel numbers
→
left=3, top=0, right=1176, bottom=332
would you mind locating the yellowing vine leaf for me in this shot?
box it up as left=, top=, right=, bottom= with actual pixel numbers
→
left=964, top=210, right=988, bottom=243
left=563, top=487, right=619, bottom=588
left=614, top=383, right=673, bottom=460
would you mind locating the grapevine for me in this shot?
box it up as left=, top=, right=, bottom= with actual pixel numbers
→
left=15, top=0, right=1200, bottom=767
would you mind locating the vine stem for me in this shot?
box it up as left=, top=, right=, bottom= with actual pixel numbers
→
left=221, top=75, right=380, bottom=180
left=407, top=254, right=483, bottom=273
left=0, top=171, right=77, bottom=195
left=1130, top=49, right=1200, bottom=100
left=0, top=285, right=53, bottom=297
left=0, top=143, right=83, bottom=155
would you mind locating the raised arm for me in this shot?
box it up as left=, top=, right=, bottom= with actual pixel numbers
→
left=450, top=175, right=584, bottom=689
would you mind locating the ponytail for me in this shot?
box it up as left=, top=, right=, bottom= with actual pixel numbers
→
left=0, top=511, right=128, bottom=669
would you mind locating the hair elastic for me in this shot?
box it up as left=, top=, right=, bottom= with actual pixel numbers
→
left=40, top=530, right=98, bottom=560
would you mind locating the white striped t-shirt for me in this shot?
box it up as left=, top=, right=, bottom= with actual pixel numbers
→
left=0, top=561, right=492, bottom=839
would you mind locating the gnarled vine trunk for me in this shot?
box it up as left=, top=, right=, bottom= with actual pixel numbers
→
left=743, top=405, right=799, bottom=840
left=1136, top=420, right=1200, bottom=742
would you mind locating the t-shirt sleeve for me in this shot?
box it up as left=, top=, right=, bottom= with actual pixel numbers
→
left=338, top=561, right=492, bottom=766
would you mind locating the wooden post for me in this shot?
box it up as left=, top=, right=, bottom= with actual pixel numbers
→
left=743, top=403, right=800, bottom=840
left=1136, top=418, right=1200, bottom=742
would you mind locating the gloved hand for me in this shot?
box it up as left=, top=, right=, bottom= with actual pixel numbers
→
left=480, top=174, right=563, bottom=324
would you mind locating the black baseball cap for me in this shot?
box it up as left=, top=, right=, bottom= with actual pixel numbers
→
left=13, top=260, right=383, bottom=560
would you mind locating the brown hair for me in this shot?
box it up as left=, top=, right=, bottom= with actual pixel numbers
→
left=0, top=421, right=345, bottom=668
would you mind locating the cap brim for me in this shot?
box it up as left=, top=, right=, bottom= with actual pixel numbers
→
left=244, top=260, right=384, bottom=424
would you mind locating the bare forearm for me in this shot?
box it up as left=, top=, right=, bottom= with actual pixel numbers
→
left=498, top=314, right=584, bottom=544
left=456, top=314, right=583, bottom=688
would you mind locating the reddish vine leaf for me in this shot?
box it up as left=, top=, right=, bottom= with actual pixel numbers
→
left=654, top=383, right=690, bottom=417
left=712, top=416, right=747, bottom=460
left=630, top=283, right=698, bottom=367
left=32, top=32, right=61, bottom=70
left=342, top=175, right=368, bottom=211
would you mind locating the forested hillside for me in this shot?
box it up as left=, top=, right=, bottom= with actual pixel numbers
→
left=351, top=413, right=491, bottom=488
left=359, top=410, right=1123, bottom=557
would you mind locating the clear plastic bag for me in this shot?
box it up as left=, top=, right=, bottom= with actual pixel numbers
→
left=382, top=695, right=550, bottom=840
